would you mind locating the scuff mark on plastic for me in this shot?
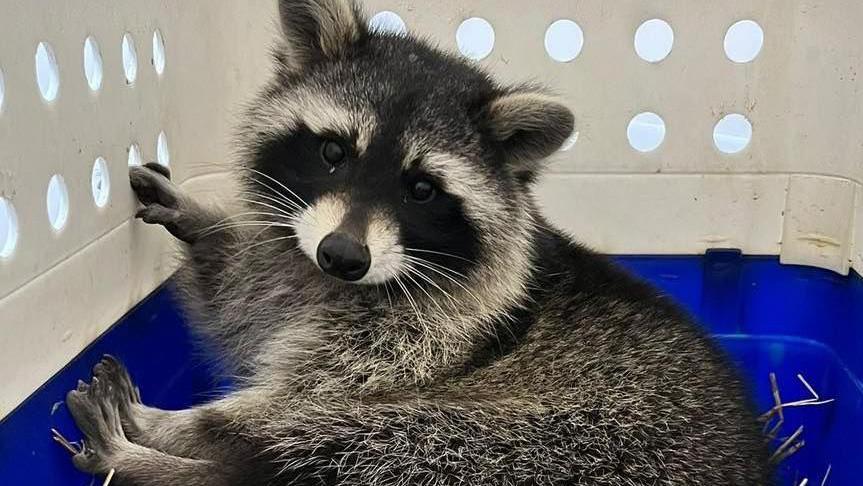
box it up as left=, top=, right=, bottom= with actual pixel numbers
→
left=798, top=233, right=841, bottom=248
left=700, top=235, right=730, bottom=244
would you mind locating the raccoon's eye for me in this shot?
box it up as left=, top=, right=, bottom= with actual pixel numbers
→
left=320, top=140, right=347, bottom=167
left=409, top=180, right=437, bottom=204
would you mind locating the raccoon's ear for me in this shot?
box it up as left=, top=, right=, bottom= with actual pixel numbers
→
left=482, top=91, right=574, bottom=180
left=277, top=0, right=366, bottom=71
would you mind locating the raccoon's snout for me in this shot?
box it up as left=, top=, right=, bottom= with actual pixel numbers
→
left=317, top=233, right=372, bottom=282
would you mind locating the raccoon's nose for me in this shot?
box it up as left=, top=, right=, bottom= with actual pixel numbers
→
left=316, top=233, right=371, bottom=282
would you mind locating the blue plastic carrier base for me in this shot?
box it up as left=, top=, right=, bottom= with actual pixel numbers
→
left=1, top=252, right=860, bottom=485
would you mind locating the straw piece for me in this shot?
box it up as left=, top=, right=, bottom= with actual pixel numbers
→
left=51, top=428, right=80, bottom=455
left=770, top=425, right=805, bottom=464
left=796, top=374, right=819, bottom=400
left=820, top=464, right=831, bottom=486
left=103, top=469, right=115, bottom=486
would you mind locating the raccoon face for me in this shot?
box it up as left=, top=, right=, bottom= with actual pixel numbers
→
left=240, top=0, right=573, bottom=288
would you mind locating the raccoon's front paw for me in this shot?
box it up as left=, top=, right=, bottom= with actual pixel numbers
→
left=66, top=377, right=129, bottom=474
left=130, top=163, right=205, bottom=244
left=130, top=162, right=177, bottom=207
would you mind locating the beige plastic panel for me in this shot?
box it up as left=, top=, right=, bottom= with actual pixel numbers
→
left=1, top=0, right=861, bottom=417
left=0, top=0, right=276, bottom=417
left=359, top=0, right=862, bottom=274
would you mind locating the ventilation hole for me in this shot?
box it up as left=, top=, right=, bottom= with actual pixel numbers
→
left=83, top=36, right=103, bottom=91
left=157, top=131, right=170, bottom=167
left=724, top=20, right=763, bottom=63
left=0, top=198, right=19, bottom=258
left=152, top=29, right=166, bottom=76
left=128, top=143, right=142, bottom=166
left=456, top=18, right=495, bottom=61
left=122, top=33, right=138, bottom=84
left=35, top=42, right=60, bottom=102
left=47, top=175, right=70, bottom=231
left=560, top=131, right=580, bottom=152
left=0, top=68, right=5, bottom=112
left=544, top=19, right=584, bottom=63
left=634, top=19, right=674, bottom=63
left=714, top=114, right=752, bottom=154
left=91, top=157, right=111, bottom=208
left=627, top=112, right=666, bottom=152
left=369, top=11, right=407, bottom=35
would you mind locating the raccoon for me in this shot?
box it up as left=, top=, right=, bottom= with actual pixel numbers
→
left=62, top=0, right=773, bottom=484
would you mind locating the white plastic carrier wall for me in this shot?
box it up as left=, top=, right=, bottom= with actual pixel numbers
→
left=1, top=0, right=861, bottom=419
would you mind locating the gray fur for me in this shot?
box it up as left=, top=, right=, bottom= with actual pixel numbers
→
left=482, top=89, right=574, bottom=173
left=64, top=0, right=772, bottom=484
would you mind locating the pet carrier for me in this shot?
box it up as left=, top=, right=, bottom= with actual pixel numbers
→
left=0, top=1, right=860, bottom=484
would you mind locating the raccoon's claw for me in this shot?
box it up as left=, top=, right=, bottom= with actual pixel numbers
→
left=135, top=204, right=180, bottom=223
left=66, top=375, right=128, bottom=475
left=90, top=355, right=148, bottom=441
left=143, top=161, right=171, bottom=180
left=92, top=355, right=141, bottom=405
left=135, top=204, right=199, bottom=243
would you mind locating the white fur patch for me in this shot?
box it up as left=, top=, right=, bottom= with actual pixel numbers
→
left=295, top=194, right=347, bottom=263
left=295, top=195, right=404, bottom=285
left=421, top=152, right=505, bottom=226
left=359, top=211, right=405, bottom=285
left=246, top=89, right=376, bottom=154
left=400, top=145, right=505, bottom=226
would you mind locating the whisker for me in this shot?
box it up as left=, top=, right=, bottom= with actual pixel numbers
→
left=404, top=247, right=476, bottom=265
left=401, top=255, right=482, bottom=304
left=242, top=186, right=306, bottom=213
left=197, top=210, right=293, bottom=234
left=383, top=281, right=394, bottom=309
left=242, top=187, right=304, bottom=217
left=238, top=178, right=318, bottom=225
left=200, top=218, right=293, bottom=232
left=403, top=254, right=472, bottom=281
left=248, top=221, right=286, bottom=243
left=393, top=275, right=422, bottom=322
left=233, top=234, right=299, bottom=257
left=198, top=221, right=294, bottom=238
left=240, top=168, right=312, bottom=209
left=403, top=268, right=447, bottom=316
left=237, top=197, right=298, bottom=221
left=405, top=264, right=459, bottom=308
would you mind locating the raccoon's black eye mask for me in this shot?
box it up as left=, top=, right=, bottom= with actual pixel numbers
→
left=313, top=131, right=443, bottom=205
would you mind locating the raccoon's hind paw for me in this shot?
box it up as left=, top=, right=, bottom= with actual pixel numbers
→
left=66, top=376, right=129, bottom=474
left=91, top=355, right=149, bottom=438
left=92, top=355, right=141, bottom=407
